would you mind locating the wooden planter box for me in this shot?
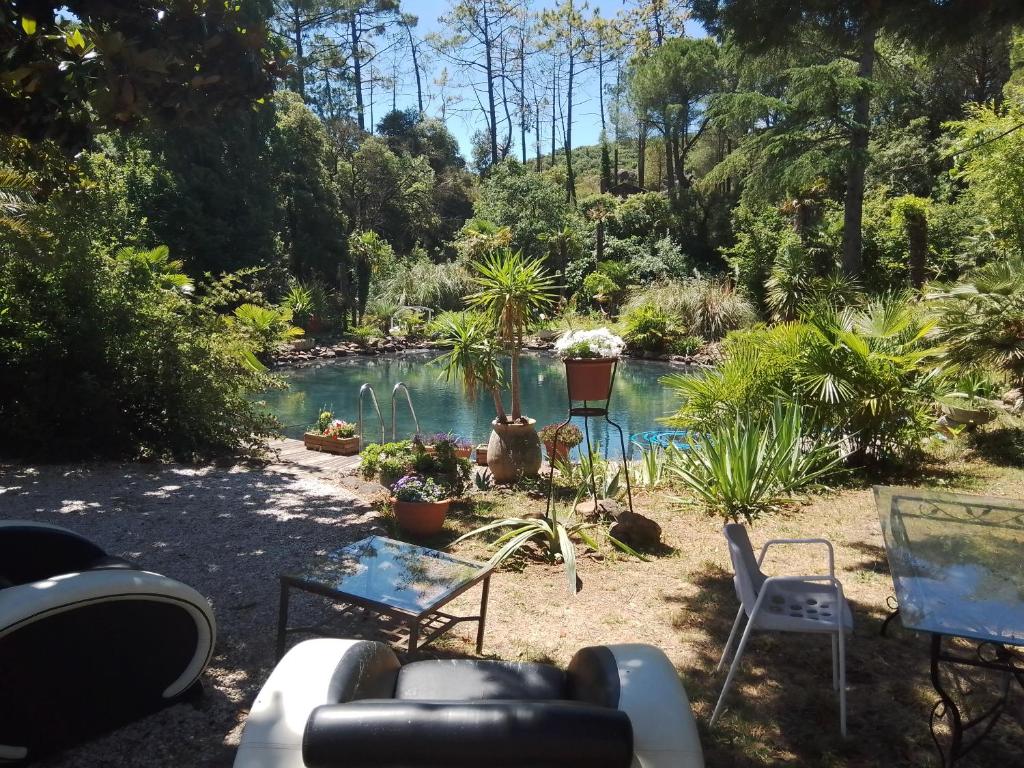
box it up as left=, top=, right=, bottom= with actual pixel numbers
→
left=303, top=432, right=359, bottom=456
left=424, top=445, right=473, bottom=459
left=476, top=444, right=488, bottom=466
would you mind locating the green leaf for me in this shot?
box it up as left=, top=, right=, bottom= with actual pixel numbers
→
left=21, top=16, right=37, bottom=35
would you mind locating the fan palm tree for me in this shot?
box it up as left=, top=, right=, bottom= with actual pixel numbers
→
left=930, top=255, right=1024, bottom=388
left=467, top=249, right=556, bottom=422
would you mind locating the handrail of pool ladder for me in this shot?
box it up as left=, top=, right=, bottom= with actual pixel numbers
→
left=391, top=382, right=421, bottom=441
left=358, top=383, right=386, bottom=447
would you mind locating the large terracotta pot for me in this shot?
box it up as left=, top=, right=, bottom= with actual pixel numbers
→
left=941, top=403, right=996, bottom=428
left=393, top=498, right=451, bottom=537
left=486, top=418, right=542, bottom=483
left=564, top=358, right=616, bottom=401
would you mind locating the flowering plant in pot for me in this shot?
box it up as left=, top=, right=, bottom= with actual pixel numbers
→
left=390, top=474, right=450, bottom=537
left=304, top=410, right=359, bottom=455
left=554, top=328, right=625, bottom=402
left=418, top=432, right=474, bottom=459
left=434, top=250, right=556, bottom=483
left=538, top=422, right=584, bottom=463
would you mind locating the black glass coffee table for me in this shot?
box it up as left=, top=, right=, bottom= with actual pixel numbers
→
left=275, top=536, right=494, bottom=659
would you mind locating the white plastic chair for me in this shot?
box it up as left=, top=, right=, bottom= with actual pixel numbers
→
left=710, top=523, right=852, bottom=737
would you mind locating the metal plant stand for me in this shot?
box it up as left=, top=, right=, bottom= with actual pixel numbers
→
left=545, top=359, right=634, bottom=519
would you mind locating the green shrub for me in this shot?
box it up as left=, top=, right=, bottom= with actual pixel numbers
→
left=0, top=245, right=277, bottom=460
left=664, top=294, right=945, bottom=465
left=623, top=279, right=756, bottom=341
left=359, top=439, right=471, bottom=496
left=621, top=303, right=681, bottom=354
left=672, top=335, right=705, bottom=356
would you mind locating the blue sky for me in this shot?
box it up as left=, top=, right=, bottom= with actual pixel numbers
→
left=368, top=1, right=705, bottom=159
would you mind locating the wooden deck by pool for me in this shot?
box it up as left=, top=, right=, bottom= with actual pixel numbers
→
left=268, top=438, right=361, bottom=475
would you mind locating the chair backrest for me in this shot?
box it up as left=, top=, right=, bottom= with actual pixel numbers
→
left=723, top=524, right=766, bottom=614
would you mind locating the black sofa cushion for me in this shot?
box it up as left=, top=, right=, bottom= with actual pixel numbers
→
left=303, top=700, right=634, bottom=768
left=0, top=524, right=107, bottom=585
left=395, top=659, right=566, bottom=701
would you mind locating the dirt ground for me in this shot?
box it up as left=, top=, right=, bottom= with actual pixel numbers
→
left=2, top=425, right=1023, bottom=767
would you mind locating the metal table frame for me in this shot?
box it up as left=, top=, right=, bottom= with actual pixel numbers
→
left=275, top=550, right=493, bottom=660
left=877, top=487, right=1024, bottom=766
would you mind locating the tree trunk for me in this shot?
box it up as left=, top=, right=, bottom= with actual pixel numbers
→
left=510, top=340, right=522, bottom=421
left=535, top=96, right=543, bottom=171
left=550, top=68, right=557, bottom=168
left=292, top=3, right=305, bottom=99
left=351, top=15, right=365, bottom=131
left=484, top=10, right=499, bottom=167
left=491, top=387, right=509, bottom=424
left=597, top=40, right=605, bottom=133
left=520, top=40, right=528, bottom=164
left=407, top=24, right=424, bottom=114
left=907, top=211, right=928, bottom=290
left=637, top=116, right=647, bottom=188
left=564, top=50, right=576, bottom=201
left=841, top=19, right=877, bottom=277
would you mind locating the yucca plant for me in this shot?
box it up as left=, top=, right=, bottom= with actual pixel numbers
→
left=433, top=312, right=507, bottom=421
left=467, top=249, right=557, bottom=422
left=666, top=402, right=844, bottom=524
left=452, top=503, right=590, bottom=594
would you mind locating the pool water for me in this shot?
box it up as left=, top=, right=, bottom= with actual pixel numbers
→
left=262, top=351, right=687, bottom=459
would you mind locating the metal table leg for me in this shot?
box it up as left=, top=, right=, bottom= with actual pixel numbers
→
left=929, top=633, right=1022, bottom=766
left=476, top=575, right=491, bottom=654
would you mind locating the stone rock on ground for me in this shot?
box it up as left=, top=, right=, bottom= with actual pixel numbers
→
left=609, top=510, right=663, bottom=549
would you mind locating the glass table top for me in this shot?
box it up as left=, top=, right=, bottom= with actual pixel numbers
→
left=286, top=536, right=489, bottom=616
left=875, top=486, right=1024, bottom=646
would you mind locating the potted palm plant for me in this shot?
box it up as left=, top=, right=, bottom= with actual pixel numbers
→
left=435, top=251, right=556, bottom=483
left=390, top=474, right=450, bottom=537
left=554, top=328, right=625, bottom=401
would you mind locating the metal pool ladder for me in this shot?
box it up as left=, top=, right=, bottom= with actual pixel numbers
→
left=357, top=384, right=386, bottom=447
left=391, top=382, right=421, bottom=440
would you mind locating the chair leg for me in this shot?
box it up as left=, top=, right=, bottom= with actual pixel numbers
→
left=717, top=606, right=746, bottom=672
left=831, top=633, right=839, bottom=691
left=838, top=629, right=848, bottom=738
left=710, top=614, right=757, bottom=727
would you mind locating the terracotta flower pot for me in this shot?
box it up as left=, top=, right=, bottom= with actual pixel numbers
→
left=941, top=403, right=996, bottom=427
left=564, top=357, right=616, bottom=401
left=544, top=441, right=571, bottom=463
left=486, top=418, right=542, bottom=483
left=476, top=444, right=489, bottom=466
left=393, top=498, right=451, bottom=537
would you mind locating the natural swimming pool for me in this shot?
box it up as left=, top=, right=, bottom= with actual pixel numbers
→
left=262, top=351, right=689, bottom=458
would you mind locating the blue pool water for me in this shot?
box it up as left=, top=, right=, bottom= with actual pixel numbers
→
left=261, top=351, right=690, bottom=459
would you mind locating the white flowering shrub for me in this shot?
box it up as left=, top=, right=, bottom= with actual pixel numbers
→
left=554, top=327, right=626, bottom=359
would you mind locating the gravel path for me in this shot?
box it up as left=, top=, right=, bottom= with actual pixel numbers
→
left=0, top=461, right=382, bottom=768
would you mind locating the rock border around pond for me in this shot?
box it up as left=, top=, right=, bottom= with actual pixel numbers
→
left=271, top=336, right=722, bottom=370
